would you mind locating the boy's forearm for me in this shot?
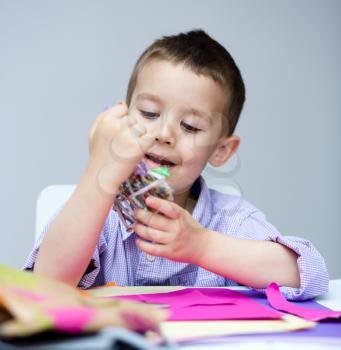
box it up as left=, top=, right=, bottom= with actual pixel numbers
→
left=195, top=229, right=300, bottom=289
left=34, top=166, right=118, bottom=286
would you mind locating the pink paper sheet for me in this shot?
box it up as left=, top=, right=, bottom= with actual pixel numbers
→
left=46, top=307, right=96, bottom=333
left=266, top=282, right=341, bottom=322
left=113, top=288, right=282, bottom=321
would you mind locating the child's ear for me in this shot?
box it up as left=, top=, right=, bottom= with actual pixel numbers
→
left=208, top=135, right=240, bottom=167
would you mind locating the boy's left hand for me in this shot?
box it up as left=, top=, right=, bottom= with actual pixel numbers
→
left=133, top=196, right=208, bottom=264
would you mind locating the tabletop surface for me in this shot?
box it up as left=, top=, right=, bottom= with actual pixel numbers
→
left=89, top=279, right=341, bottom=309
left=87, top=280, right=341, bottom=350
left=1, top=281, right=340, bottom=350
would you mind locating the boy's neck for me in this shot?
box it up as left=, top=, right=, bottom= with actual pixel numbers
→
left=173, top=188, right=197, bottom=214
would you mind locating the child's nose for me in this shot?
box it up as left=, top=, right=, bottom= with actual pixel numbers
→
left=154, top=119, right=176, bottom=145
left=155, top=131, right=174, bottom=145
left=155, top=136, right=172, bottom=145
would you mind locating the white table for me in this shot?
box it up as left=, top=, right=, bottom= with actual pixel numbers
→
left=316, top=279, right=341, bottom=310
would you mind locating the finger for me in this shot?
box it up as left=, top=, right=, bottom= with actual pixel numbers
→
left=90, top=102, right=127, bottom=142
left=145, top=196, right=181, bottom=219
left=128, top=123, right=147, bottom=138
left=107, top=101, right=128, bottom=119
left=125, top=113, right=138, bottom=126
left=136, top=238, right=167, bottom=258
left=119, top=305, right=168, bottom=332
left=134, top=223, right=170, bottom=244
left=135, top=208, right=171, bottom=231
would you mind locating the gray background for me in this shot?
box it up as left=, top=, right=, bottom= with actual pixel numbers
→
left=1, top=0, right=340, bottom=278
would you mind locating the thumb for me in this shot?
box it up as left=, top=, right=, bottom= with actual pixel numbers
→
left=88, top=102, right=128, bottom=146
left=109, top=101, right=128, bottom=119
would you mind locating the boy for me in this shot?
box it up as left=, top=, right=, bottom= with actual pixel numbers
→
left=24, top=30, right=328, bottom=300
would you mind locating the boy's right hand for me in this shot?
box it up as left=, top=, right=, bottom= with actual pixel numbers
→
left=86, top=102, right=155, bottom=197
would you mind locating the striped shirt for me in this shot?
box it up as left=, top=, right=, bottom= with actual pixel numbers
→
left=24, top=176, right=329, bottom=300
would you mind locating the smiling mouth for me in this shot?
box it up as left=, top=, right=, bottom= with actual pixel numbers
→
left=144, top=153, right=176, bottom=167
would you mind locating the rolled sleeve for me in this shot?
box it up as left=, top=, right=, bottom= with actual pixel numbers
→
left=237, top=210, right=329, bottom=300
left=23, top=205, right=63, bottom=272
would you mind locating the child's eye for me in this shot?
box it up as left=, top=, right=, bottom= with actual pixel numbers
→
left=181, top=121, right=201, bottom=133
left=139, top=110, right=159, bottom=119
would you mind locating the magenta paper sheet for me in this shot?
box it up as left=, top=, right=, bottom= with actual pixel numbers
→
left=266, top=282, right=341, bottom=322
left=113, top=288, right=282, bottom=321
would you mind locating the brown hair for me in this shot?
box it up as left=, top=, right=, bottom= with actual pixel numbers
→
left=126, top=29, right=245, bottom=136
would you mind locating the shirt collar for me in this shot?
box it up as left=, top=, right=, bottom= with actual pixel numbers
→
left=191, top=175, right=214, bottom=227
left=120, top=215, right=135, bottom=241
left=119, top=175, right=213, bottom=241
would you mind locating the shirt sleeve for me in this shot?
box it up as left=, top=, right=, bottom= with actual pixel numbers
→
left=22, top=205, right=108, bottom=290
left=23, top=205, right=63, bottom=272
left=236, top=209, right=329, bottom=301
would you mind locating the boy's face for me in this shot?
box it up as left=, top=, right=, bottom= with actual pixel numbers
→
left=129, top=59, right=237, bottom=196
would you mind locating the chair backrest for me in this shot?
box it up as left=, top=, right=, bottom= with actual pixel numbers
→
left=35, top=179, right=240, bottom=239
left=203, top=177, right=241, bottom=197
left=35, top=185, right=76, bottom=239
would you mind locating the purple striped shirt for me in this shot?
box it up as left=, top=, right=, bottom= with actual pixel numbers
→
left=24, top=176, right=329, bottom=300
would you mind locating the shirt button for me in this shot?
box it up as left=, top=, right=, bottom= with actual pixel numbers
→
left=145, top=253, right=156, bottom=262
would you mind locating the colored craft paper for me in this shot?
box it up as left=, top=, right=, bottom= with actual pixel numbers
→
left=160, top=314, right=315, bottom=342
left=266, top=282, right=341, bottom=322
left=89, top=286, right=319, bottom=342
left=46, top=306, right=96, bottom=333
left=0, top=265, right=166, bottom=338
left=114, top=288, right=282, bottom=321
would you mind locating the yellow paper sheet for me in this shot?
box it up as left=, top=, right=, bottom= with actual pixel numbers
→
left=161, top=315, right=315, bottom=342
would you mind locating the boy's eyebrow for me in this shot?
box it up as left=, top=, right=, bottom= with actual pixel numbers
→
left=136, top=93, right=163, bottom=105
left=135, top=93, right=213, bottom=122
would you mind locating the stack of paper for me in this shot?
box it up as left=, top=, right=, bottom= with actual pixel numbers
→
left=109, top=287, right=316, bottom=342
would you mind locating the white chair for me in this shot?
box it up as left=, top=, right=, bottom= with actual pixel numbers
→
left=35, top=185, right=76, bottom=240
left=35, top=179, right=240, bottom=240
left=203, top=176, right=242, bottom=197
